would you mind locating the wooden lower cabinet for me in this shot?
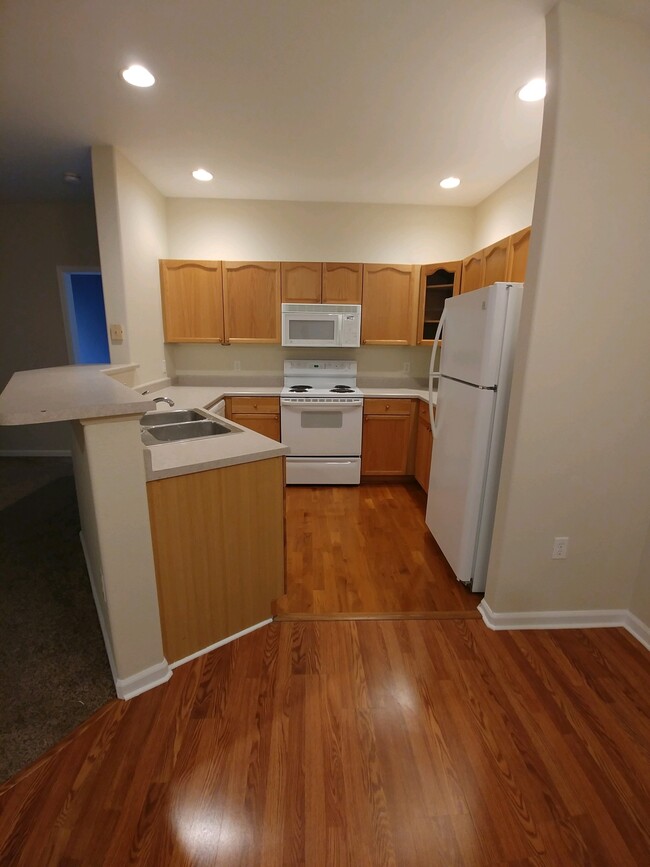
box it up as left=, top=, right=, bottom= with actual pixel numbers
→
left=225, top=396, right=281, bottom=441
left=147, top=457, right=285, bottom=664
left=361, top=398, right=416, bottom=476
left=414, top=401, right=434, bottom=492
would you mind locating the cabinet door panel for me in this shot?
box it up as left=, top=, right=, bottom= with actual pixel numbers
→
left=231, top=414, right=281, bottom=441
left=362, top=414, right=413, bottom=475
left=223, top=262, right=281, bottom=343
left=281, top=262, right=322, bottom=303
left=322, top=263, right=363, bottom=304
left=414, top=415, right=433, bottom=491
left=483, top=237, right=511, bottom=286
left=159, top=260, right=223, bottom=342
left=361, top=264, right=418, bottom=345
left=417, top=261, right=462, bottom=344
left=507, top=227, right=531, bottom=282
left=461, top=252, right=486, bottom=294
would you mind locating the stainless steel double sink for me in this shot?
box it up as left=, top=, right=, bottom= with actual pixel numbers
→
left=140, top=408, right=241, bottom=445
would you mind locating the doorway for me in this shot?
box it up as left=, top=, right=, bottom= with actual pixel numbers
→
left=58, top=268, right=110, bottom=364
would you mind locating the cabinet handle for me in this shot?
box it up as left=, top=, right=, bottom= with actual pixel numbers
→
left=385, top=404, right=390, bottom=410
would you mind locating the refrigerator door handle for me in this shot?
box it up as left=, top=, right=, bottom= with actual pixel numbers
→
left=429, top=309, right=446, bottom=430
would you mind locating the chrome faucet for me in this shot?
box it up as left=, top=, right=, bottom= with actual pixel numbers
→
left=153, top=396, right=175, bottom=407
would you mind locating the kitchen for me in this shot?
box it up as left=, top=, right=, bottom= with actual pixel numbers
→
left=1, top=0, right=649, bottom=860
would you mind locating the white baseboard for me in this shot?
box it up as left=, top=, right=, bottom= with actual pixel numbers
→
left=169, top=618, right=274, bottom=670
left=80, top=531, right=172, bottom=700
left=0, top=449, right=72, bottom=457
left=478, top=600, right=650, bottom=651
left=622, top=611, right=650, bottom=652
left=115, top=660, right=173, bottom=700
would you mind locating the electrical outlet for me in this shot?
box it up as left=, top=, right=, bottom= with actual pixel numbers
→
left=109, top=323, right=124, bottom=341
left=402, top=362, right=410, bottom=374
left=552, top=536, right=569, bottom=559
left=234, top=360, right=241, bottom=371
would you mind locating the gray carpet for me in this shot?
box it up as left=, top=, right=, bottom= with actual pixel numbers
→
left=0, top=458, right=115, bottom=783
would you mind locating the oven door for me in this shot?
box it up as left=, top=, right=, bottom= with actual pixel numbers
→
left=280, top=400, right=362, bottom=456
left=282, top=312, right=341, bottom=347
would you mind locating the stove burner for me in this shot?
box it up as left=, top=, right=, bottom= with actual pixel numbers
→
left=289, top=385, right=313, bottom=393
left=330, top=385, right=354, bottom=393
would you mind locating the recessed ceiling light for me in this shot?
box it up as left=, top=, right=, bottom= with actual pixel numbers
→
left=517, top=78, right=546, bottom=102
left=440, top=176, right=460, bottom=189
left=121, top=65, right=155, bottom=88
left=192, top=168, right=214, bottom=182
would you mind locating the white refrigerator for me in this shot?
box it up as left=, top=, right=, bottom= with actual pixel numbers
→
left=425, top=282, right=523, bottom=592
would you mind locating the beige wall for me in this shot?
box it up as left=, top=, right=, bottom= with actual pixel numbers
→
left=166, top=197, right=474, bottom=264
left=473, top=160, right=538, bottom=251
left=0, top=201, right=100, bottom=453
left=92, top=147, right=169, bottom=386
left=631, top=523, right=650, bottom=625
left=485, top=3, right=650, bottom=621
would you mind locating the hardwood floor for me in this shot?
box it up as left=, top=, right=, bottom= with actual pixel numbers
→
left=1, top=620, right=648, bottom=865
left=278, top=482, right=478, bottom=615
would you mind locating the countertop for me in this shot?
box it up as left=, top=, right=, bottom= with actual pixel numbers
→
left=0, top=365, right=155, bottom=425
left=144, top=384, right=435, bottom=408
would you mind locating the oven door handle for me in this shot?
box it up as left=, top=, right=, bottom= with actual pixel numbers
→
left=280, top=400, right=363, bottom=409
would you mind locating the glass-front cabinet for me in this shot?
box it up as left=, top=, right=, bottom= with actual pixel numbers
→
left=417, top=261, right=462, bottom=344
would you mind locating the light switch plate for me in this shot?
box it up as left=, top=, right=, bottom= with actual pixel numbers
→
left=109, top=323, right=124, bottom=341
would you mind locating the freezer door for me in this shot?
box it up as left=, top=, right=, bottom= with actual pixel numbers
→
left=439, top=283, right=509, bottom=387
left=425, top=376, right=496, bottom=586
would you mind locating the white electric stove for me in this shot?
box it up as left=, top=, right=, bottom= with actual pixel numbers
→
left=281, top=360, right=363, bottom=484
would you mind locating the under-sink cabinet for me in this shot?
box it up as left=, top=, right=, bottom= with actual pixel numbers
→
left=225, top=396, right=281, bottom=441
left=361, top=398, right=416, bottom=476
left=146, top=457, right=285, bottom=664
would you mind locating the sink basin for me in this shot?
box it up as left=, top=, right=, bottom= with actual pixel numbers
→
left=140, top=409, right=205, bottom=426
left=141, top=419, right=240, bottom=445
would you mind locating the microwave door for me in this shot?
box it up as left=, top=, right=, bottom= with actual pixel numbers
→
left=285, top=313, right=340, bottom=346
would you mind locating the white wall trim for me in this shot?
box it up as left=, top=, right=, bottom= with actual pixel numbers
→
left=80, top=531, right=172, bottom=700
left=169, top=618, right=273, bottom=670
left=623, top=611, right=650, bottom=652
left=115, top=660, right=173, bottom=701
left=478, top=600, right=650, bottom=650
left=0, top=449, right=72, bottom=457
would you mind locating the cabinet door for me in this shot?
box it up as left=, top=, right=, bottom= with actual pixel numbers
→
left=483, top=237, right=511, bottom=286
left=159, top=260, right=224, bottom=343
left=227, top=396, right=281, bottom=441
left=507, top=226, right=531, bottom=282
left=414, top=409, right=433, bottom=491
left=361, top=264, right=418, bottom=345
left=281, top=262, right=322, bottom=303
left=417, top=261, right=462, bottom=344
left=461, top=252, right=485, bottom=294
left=322, top=263, right=363, bottom=304
left=361, top=399, right=415, bottom=475
left=222, top=262, right=281, bottom=343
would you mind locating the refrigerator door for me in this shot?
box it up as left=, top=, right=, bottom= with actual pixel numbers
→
left=425, top=375, right=497, bottom=586
left=439, top=283, right=509, bottom=387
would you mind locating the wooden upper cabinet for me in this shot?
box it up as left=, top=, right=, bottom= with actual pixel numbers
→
left=417, top=261, right=461, bottom=344
left=281, top=262, right=322, bottom=303
left=159, top=260, right=224, bottom=343
left=361, top=264, right=419, bottom=345
left=507, top=226, right=531, bottom=282
left=483, top=237, right=511, bottom=286
left=461, top=251, right=486, bottom=294
left=222, top=262, right=281, bottom=343
left=322, top=263, right=363, bottom=304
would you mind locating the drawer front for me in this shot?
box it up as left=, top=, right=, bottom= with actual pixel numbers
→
left=230, top=396, right=279, bottom=414
left=364, top=398, right=412, bottom=416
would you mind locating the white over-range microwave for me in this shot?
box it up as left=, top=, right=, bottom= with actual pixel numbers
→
left=281, top=303, right=361, bottom=348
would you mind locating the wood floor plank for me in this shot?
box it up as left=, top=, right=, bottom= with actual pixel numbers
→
left=281, top=483, right=478, bottom=615
left=1, top=621, right=648, bottom=866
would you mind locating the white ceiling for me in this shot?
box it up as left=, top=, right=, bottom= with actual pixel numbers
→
left=1, top=0, right=561, bottom=205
